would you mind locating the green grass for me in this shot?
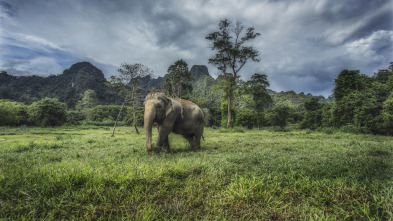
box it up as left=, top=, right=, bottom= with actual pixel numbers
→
left=0, top=126, right=392, bottom=220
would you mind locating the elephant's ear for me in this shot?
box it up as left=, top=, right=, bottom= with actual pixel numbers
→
left=165, top=99, right=173, bottom=117
left=157, top=95, right=172, bottom=117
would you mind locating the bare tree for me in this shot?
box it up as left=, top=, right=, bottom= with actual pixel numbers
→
left=109, top=63, right=152, bottom=136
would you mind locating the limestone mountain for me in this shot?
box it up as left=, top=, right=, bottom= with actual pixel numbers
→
left=0, top=62, right=113, bottom=107
left=190, top=65, right=210, bottom=80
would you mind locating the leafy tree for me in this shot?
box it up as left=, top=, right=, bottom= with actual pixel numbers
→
left=354, top=94, right=382, bottom=134
left=109, top=63, right=152, bottom=135
left=206, top=19, right=260, bottom=128
left=204, top=106, right=221, bottom=127
left=266, top=105, right=290, bottom=130
left=382, top=92, right=393, bottom=135
left=329, top=64, right=392, bottom=134
left=0, top=100, right=28, bottom=126
left=27, top=97, right=67, bottom=127
left=321, top=103, right=335, bottom=127
left=300, top=98, right=322, bottom=129
left=335, top=91, right=364, bottom=125
left=76, top=89, right=99, bottom=123
left=374, top=62, right=393, bottom=84
left=236, top=109, right=257, bottom=129
left=244, top=73, right=272, bottom=129
left=333, top=70, right=370, bottom=126
left=164, top=59, right=193, bottom=99
left=333, top=70, right=368, bottom=102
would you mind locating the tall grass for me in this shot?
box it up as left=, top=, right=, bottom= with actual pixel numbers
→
left=0, top=126, right=392, bottom=220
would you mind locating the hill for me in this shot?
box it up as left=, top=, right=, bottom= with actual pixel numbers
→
left=0, top=62, right=330, bottom=110
left=0, top=62, right=113, bottom=107
left=269, top=90, right=331, bottom=110
left=190, top=65, right=210, bottom=79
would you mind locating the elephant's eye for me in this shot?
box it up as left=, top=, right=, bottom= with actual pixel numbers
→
left=157, top=104, right=162, bottom=109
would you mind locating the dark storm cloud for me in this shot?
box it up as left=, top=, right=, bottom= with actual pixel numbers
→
left=1, top=0, right=392, bottom=96
left=0, top=1, right=16, bottom=17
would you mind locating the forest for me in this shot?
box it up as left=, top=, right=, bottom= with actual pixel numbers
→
left=0, top=61, right=392, bottom=136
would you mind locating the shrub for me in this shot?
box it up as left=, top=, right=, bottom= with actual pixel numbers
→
left=124, top=106, right=144, bottom=126
left=300, top=98, right=323, bottom=129
left=90, top=105, right=124, bottom=122
left=66, top=110, right=85, bottom=125
left=266, top=105, right=290, bottom=129
left=0, top=100, right=28, bottom=126
left=321, top=103, right=335, bottom=127
left=89, top=105, right=145, bottom=126
left=236, top=109, right=256, bottom=129
left=27, top=98, right=67, bottom=127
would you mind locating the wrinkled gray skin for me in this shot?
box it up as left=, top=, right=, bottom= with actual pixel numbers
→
left=144, top=92, right=204, bottom=151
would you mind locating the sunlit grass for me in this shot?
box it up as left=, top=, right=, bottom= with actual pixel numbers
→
left=0, top=126, right=392, bottom=220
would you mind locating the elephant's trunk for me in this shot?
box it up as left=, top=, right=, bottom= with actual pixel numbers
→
left=144, top=103, right=156, bottom=151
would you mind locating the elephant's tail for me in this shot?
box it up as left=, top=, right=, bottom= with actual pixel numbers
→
left=202, top=134, right=205, bottom=141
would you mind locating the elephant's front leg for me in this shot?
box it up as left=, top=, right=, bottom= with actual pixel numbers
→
left=156, top=125, right=172, bottom=150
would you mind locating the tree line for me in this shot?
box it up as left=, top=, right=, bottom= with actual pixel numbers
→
left=2, top=61, right=391, bottom=135
left=301, top=65, right=393, bottom=135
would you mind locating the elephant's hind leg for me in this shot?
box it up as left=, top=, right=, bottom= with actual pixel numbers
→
left=183, top=135, right=200, bottom=149
left=194, top=135, right=201, bottom=149
left=194, top=126, right=203, bottom=149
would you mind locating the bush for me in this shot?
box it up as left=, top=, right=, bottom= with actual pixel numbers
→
left=0, top=100, right=28, bottom=126
left=266, top=105, right=290, bottom=129
left=204, top=107, right=221, bottom=127
left=236, top=109, right=256, bottom=129
left=90, top=105, right=125, bottom=122
left=219, top=126, right=245, bottom=133
left=89, top=105, right=145, bottom=126
left=66, top=110, right=85, bottom=125
left=27, top=98, right=67, bottom=127
left=300, top=109, right=322, bottom=130
left=124, top=106, right=144, bottom=126
left=321, top=103, right=335, bottom=127
left=300, top=98, right=322, bottom=129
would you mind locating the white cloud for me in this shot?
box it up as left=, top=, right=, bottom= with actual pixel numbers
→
left=346, top=30, right=393, bottom=60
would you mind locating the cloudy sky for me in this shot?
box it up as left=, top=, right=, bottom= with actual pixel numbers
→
left=1, top=0, right=392, bottom=97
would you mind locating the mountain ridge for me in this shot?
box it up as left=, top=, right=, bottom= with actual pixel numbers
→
left=1, top=62, right=331, bottom=108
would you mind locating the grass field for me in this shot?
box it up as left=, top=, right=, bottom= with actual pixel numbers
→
left=0, top=125, right=392, bottom=220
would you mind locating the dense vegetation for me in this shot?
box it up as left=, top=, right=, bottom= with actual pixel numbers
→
left=301, top=64, right=393, bottom=135
left=0, top=126, right=391, bottom=220
left=1, top=62, right=392, bottom=136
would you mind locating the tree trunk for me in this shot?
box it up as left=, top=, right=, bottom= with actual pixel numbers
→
left=227, top=97, right=232, bottom=129
left=111, top=95, right=127, bottom=137
left=85, top=107, right=90, bottom=124
left=132, top=104, right=139, bottom=134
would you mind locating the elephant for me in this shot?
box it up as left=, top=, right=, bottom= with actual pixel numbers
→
left=144, top=92, right=204, bottom=151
